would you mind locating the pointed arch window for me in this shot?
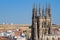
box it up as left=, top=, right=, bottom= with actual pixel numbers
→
left=52, top=37, right=54, bottom=40
left=58, top=38, right=60, bottom=40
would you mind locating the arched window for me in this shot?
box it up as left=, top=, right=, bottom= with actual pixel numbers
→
left=41, top=38, right=42, bottom=40
left=47, top=38, right=49, bottom=40
left=52, top=38, right=54, bottom=40
left=58, top=38, right=60, bottom=40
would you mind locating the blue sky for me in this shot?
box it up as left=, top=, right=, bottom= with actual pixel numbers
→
left=0, top=0, right=60, bottom=24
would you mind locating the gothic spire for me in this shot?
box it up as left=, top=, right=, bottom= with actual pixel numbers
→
left=39, top=3, right=41, bottom=16
left=35, top=4, right=38, bottom=16
left=40, top=5, right=44, bottom=17
left=32, top=3, right=36, bottom=19
left=46, top=4, right=51, bottom=18
left=42, top=5, right=44, bottom=17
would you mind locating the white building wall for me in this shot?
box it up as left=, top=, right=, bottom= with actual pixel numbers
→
left=40, top=35, right=60, bottom=40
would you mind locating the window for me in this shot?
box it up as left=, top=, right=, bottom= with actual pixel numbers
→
left=58, top=38, right=60, bottom=40
left=52, top=38, right=54, bottom=40
left=47, top=38, right=49, bottom=40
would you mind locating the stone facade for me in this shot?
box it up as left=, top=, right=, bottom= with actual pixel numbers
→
left=31, top=3, right=60, bottom=40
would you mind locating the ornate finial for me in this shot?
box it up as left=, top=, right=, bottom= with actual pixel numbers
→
left=32, top=3, right=38, bottom=18
left=33, top=3, right=35, bottom=9
left=42, top=5, right=44, bottom=16
left=33, top=2, right=37, bottom=9
left=39, top=3, right=41, bottom=16
left=48, top=4, right=50, bottom=9
left=46, top=2, right=50, bottom=9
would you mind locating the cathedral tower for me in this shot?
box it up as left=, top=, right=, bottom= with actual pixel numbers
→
left=31, top=4, right=38, bottom=40
left=31, top=3, right=51, bottom=40
left=38, top=5, right=46, bottom=40
left=45, top=4, right=51, bottom=34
